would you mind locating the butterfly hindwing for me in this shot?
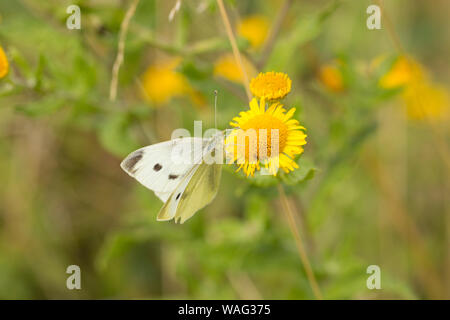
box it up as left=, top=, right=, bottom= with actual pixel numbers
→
left=157, top=136, right=223, bottom=223
left=157, top=161, right=221, bottom=223
left=157, top=164, right=200, bottom=221
left=174, top=162, right=222, bottom=223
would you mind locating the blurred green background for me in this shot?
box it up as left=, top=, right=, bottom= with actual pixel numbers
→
left=0, top=0, right=449, bottom=299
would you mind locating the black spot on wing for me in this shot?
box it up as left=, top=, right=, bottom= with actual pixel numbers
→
left=176, top=193, right=181, bottom=200
left=123, top=151, right=143, bottom=174
left=168, top=174, right=179, bottom=180
left=153, top=163, right=162, bottom=171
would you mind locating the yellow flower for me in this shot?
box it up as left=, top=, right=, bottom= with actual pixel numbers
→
left=225, top=98, right=307, bottom=176
left=213, top=53, right=256, bottom=83
left=250, top=72, right=292, bottom=100
left=379, top=56, right=424, bottom=89
left=237, top=15, right=270, bottom=49
left=0, top=46, right=9, bottom=79
left=318, top=64, right=344, bottom=92
left=140, top=58, right=192, bottom=105
left=377, top=55, right=448, bottom=121
left=402, top=80, right=449, bottom=121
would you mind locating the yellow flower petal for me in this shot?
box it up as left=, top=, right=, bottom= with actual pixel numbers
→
left=250, top=71, right=292, bottom=100
left=0, top=46, right=9, bottom=79
left=379, top=56, right=425, bottom=89
left=140, top=58, right=202, bottom=106
left=213, top=53, right=256, bottom=83
left=318, top=64, right=344, bottom=92
left=237, top=15, right=270, bottom=49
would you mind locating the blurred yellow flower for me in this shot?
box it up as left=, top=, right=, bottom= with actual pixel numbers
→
left=0, top=46, right=9, bottom=79
left=402, top=80, right=449, bottom=121
left=377, top=55, right=449, bottom=121
left=213, top=53, right=256, bottom=83
left=318, top=64, right=344, bottom=92
left=379, top=56, right=424, bottom=89
left=225, top=97, right=307, bottom=176
left=250, top=71, right=291, bottom=100
left=140, top=58, right=194, bottom=106
left=237, top=15, right=270, bottom=49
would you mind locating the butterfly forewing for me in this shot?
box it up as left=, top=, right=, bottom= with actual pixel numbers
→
left=120, top=137, right=205, bottom=201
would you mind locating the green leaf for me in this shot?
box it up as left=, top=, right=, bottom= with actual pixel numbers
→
left=267, top=0, right=340, bottom=71
left=98, top=112, right=140, bottom=157
left=247, top=172, right=279, bottom=187
left=229, top=157, right=317, bottom=188
left=15, top=95, right=65, bottom=116
left=7, top=46, right=34, bottom=79
left=279, top=157, right=317, bottom=185
left=33, top=53, right=46, bottom=92
left=179, top=60, right=212, bottom=81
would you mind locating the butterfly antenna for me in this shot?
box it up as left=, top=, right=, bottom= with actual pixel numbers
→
left=214, top=90, right=218, bottom=130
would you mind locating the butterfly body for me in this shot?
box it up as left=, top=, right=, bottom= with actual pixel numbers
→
left=121, top=133, right=223, bottom=223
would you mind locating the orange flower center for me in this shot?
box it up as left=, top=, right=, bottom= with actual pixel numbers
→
left=237, top=114, right=288, bottom=161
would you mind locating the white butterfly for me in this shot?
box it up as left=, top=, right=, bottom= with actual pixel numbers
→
left=120, top=133, right=223, bottom=223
